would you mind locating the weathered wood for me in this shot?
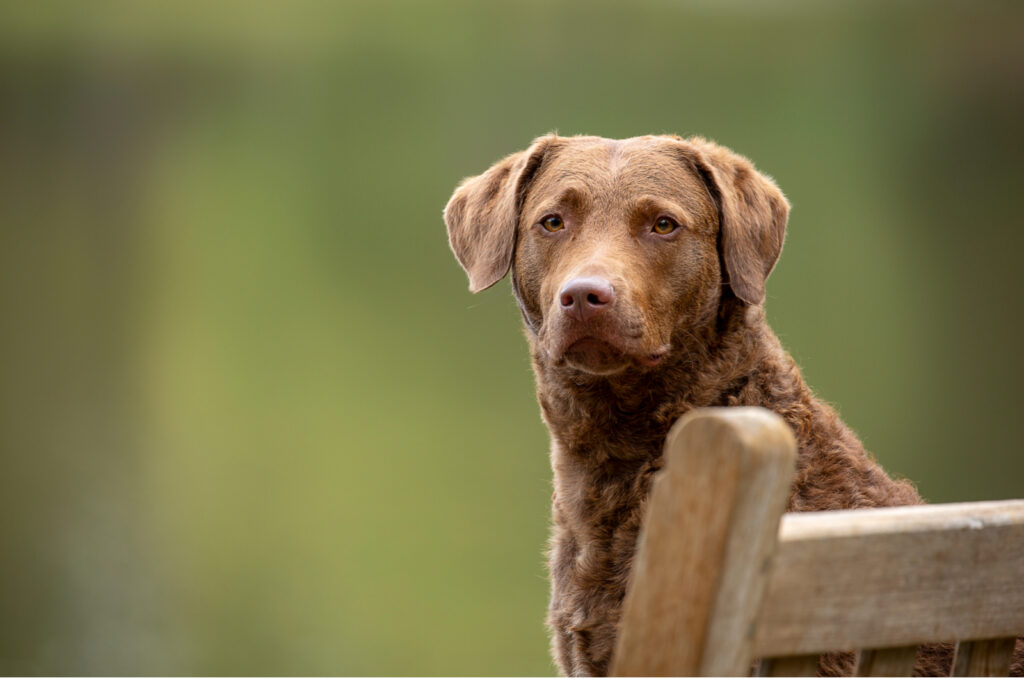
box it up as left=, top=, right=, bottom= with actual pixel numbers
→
left=952, top=637, right=1017, bottom=676
left=754, top=500, right=1024, bottom=656
left=857, top=645, right=920, bottom=676
left=757, top=654, right=820, bottom=676
left=611, top=408, right=796, bottom=677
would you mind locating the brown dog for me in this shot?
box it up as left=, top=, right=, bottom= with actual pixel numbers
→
left=444, top=134, right=1022, bottom=677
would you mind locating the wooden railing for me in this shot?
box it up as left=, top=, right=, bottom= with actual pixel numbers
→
left=611, top=408, right=1024, bottom=677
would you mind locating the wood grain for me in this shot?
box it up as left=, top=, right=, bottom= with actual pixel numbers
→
left=856, top=645, right=919, bottom=676
left=952, top=637, right=1017, bottom=676
left=757, top=654, right=820, bottom=676
left=754, top=500, right=1024, bottom=656
left=611, top=408, right=797, bottom=677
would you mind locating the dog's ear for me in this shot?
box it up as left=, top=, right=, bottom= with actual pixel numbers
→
left=689, top=137, right=790, bottom=306
left=444, top=136, right=555, bottom=293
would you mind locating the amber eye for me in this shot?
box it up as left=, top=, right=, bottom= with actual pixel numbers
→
left=541, top=215, right=565, bottom=232
left=653, top=217, right=678, bottom=235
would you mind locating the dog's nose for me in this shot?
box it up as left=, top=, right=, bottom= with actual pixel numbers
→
left=559, top=277, right=615, bottom=322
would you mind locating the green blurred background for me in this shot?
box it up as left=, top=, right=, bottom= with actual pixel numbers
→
left=1, top=1, right=1022, bottom=674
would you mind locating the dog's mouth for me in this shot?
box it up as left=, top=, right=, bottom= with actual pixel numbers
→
left=558, top=336, right=668, bottom=375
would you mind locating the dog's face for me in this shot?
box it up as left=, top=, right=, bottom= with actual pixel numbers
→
left=512, top=137, right=720, bottom=375
left=445, top=135, right=789, bottom=376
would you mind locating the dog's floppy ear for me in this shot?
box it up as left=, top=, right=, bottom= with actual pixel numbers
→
left=689, top=137, right=790, bottom=306
left=444, top=136, right=554, bottom=293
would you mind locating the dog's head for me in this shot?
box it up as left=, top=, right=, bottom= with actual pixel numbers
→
left=445, top=135, right=789, bottom=376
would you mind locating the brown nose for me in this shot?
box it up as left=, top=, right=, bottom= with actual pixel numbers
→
left=559, top=277, right=615, bottom=322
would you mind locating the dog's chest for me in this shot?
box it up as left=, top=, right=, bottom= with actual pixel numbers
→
left=551, top=438, right=661, bottom=585
left=547, top=393, right=670, bottom=540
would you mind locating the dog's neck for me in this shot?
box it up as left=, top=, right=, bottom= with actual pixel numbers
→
left=528, top=296, right=803, bottom=468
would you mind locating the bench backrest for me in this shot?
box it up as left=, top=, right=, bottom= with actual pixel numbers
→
left=610, top=408, right=1024, bottom=677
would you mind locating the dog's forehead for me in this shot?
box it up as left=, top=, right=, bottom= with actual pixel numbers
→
left=538, top=136, right=703, bottom=199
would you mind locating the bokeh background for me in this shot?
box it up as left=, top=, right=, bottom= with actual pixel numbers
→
left=2, top=1, right=1023, bottom=674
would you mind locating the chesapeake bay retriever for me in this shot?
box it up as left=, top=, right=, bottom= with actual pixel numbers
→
left=443, top=134, right=1024, bottom=677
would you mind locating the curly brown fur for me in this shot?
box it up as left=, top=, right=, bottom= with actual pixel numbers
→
left=444, top=134, right=1022, bottom=677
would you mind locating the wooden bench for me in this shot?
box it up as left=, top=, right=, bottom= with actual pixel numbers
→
left=611, top=408, right=1024, bottom=677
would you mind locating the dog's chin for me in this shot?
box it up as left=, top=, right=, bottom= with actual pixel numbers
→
left=562, top=337, right=632, bottom=375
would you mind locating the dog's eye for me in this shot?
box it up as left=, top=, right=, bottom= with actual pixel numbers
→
left=653, top=217, right=678, bottom=235
left=541, top=215, right=565, bottom=232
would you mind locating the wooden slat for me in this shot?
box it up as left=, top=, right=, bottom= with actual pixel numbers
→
left=857, top=646, right=919, bottom=676
left=753, top=500, right=1024, bottom=656
left=611, top=408, right=797, bottom=677
left=952, top=637, right=1017, bottom=676
left=757, top=654, right=820, bottom=676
